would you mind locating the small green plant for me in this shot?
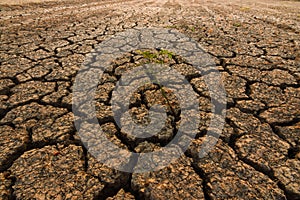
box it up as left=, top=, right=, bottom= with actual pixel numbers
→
left=141, top=51, right=157, bottom=60
left=190, top=26, right=196, bottom=32
left=137, top=49, right=177, bottom=115
left=159, top=49, right=174, bottom=59
left=233, top=23, right=241, bottom=27
left=138, top=49, right=174, bottom=64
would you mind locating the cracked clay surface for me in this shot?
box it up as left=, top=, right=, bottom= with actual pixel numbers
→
left=0, top=0, right=299, bottom=199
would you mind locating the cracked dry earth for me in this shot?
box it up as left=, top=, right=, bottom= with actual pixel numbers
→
left=0, top=0, right=300, bottom=199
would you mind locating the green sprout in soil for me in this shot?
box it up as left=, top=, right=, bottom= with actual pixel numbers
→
left=138, top=49, right=177, bottom=115
left=159, top=49, right=174, bottom=59
left=138, top=49, right=174, bottom=64
left=141, top=51, right=157, bottom=60
left=190, top=26, right=196, bottom=32
left=233, top=23, right=241, bottom=27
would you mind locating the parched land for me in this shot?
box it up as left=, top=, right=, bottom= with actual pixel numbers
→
left=0, top=0, right=299, bottom=199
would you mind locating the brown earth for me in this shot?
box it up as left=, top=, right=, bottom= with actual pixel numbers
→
left=0, top=0, right=299, bottom=199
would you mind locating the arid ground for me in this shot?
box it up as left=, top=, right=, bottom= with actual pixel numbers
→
left=0, top=0, right=299, bottom=199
